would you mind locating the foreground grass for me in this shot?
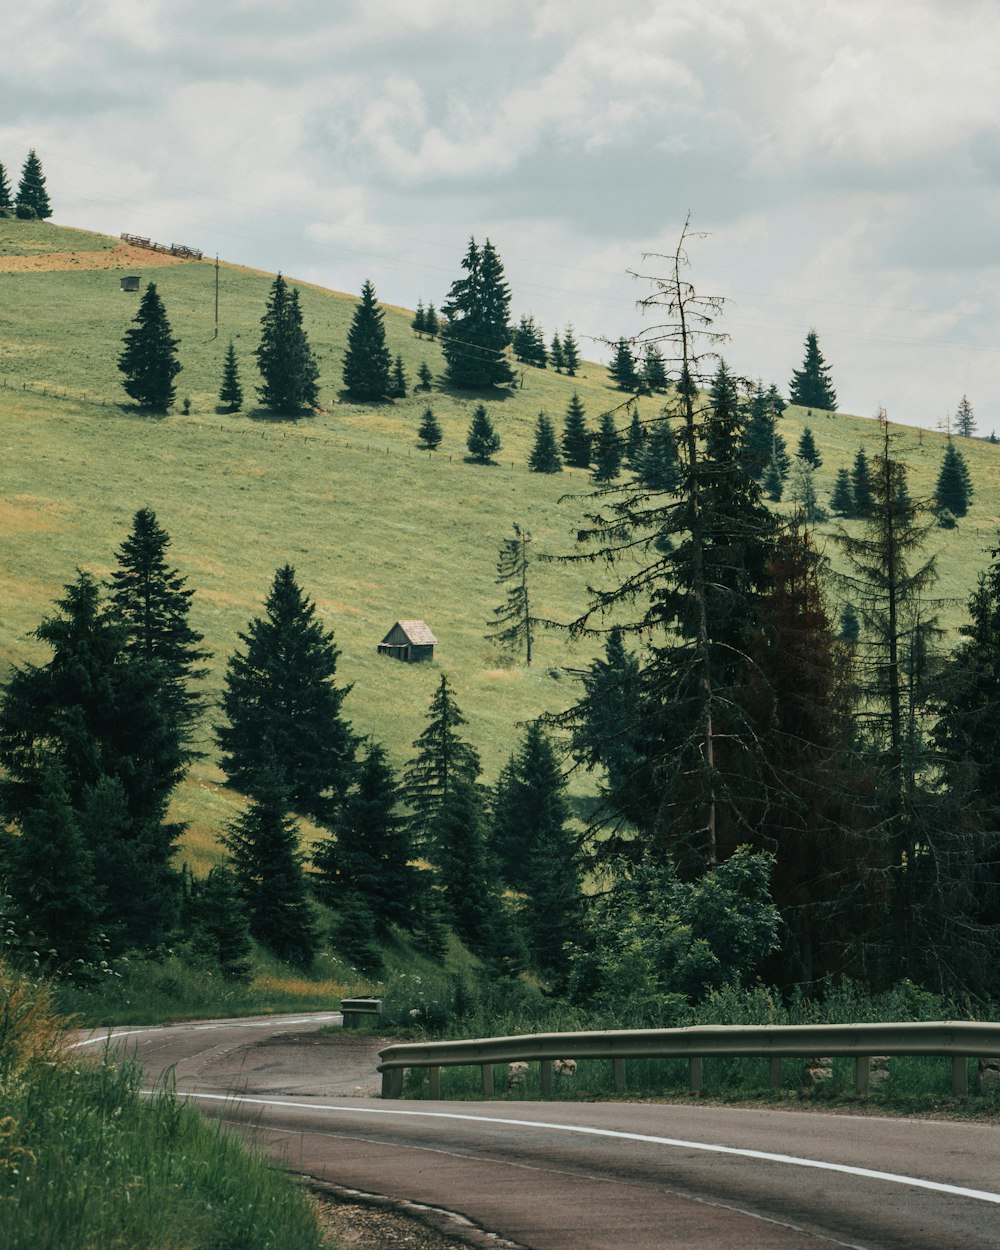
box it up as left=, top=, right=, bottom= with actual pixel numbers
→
left=0, top=964, right=327, bottom=1250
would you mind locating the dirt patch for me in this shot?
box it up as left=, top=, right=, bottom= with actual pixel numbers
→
left=0, top=244, right=197, bottom=274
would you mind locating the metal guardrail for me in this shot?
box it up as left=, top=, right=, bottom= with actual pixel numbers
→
left=377, top=1021, right=1000, bottom=1099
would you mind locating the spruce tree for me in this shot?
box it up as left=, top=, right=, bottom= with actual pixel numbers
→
left=830, top=467, right=855, bottom=516
left=935, top=439, right=973, bottom=517
left=513, top=316, right=547, bottom=366
left=403, top=674, right=481, bottom=854
left=640, top=418, right=682, bottom=493
left=608, top=338, right=639, bottom=391
left=466, top=403, right=501, bottom=463
left=417, top=360, right=433, bottom=391
left=561, top=393, right=591, bottom=468
left=217, top=565, right=355, bottom=822
left=430, top=774, right=497, bottom=953
left=341, top=279, right=391, bottom=400
left=641, top=343, right=669, bottom=393
left=549, top=332, right=565, bottom=372
left=789, top=330, right=837, bottom=410
left=256, top=275, right=320, bottom=414
left=417, top=406, right=442, bottom=450
left=851, top=446, right=874, bottom=516
left=185, top=865, right=252, bottom=980
left=441, top=237, right=514, bottom=389
left=528, top=412, right=562, bottom=473
left=763, top=458, right=784, bottom=501
left=15, top=149, right=51, bottom=219
left=106, top=507, right=209, bottom=744
left=955, top=395, right=976, bottom=438
left=223, top=765, right=317, bottom=966
left=117, top=282, right=181, bottom=411
left=411, top=300, right=427, bottom=335
left=625, top=405, right=645, bottom=468
left=312, top=740, right=416, bottom=933
left=485, top=524, right=534, bottom=664
left=219, top=341, right=243, bottom=412
left=561, top=326, right=580, bottom=375
left=390, top=353, right=408, bottom=399
left=0, top=163, right=13, bottom=214
left=796, top=426, right=822, bottom=467
left=592, top=412, right=623, bottom=482
left=570, top=627, right=644, bottom=801
left=425, top=303, right=439, bottom=337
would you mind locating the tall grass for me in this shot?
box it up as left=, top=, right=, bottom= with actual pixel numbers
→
left=0, top=959, right=327, bottom=1250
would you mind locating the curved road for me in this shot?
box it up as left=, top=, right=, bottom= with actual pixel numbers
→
left=74, top=1013, right=1000, bottom=1250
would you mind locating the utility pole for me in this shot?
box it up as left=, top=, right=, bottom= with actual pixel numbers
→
left=214, top=254, right=220, bottom=339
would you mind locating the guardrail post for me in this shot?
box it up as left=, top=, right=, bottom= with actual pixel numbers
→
left=428, top=1066, right=441, bottom=1099
left=613, top=1057, right=626, bottom=1095
left=689, top=1056, right=703, bottom=1093
left=540, top=1059, right=553, bottom=1096
left=381, top=1067, right=403, bottom=1098
left=952, top=1056, right=968, bottom=1097
left=481, top=1064, right=495, bottom=1097
left=855, top=1055, right=870, bottom=1094
left=769, top=1057, right=782, bottom=1089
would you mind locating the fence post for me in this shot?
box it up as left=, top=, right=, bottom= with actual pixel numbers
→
left=481, top=1064, right=495, bottom=1097
left=381, top=1067, right=403, bottom=1098
left=952, top=1055, right=969, bottom=1097
left=769, top=1056, right=783, bottom=1089
left=855, top=1055, right=870, bottom=1094
left=689, top=1056, right=703, bottom=1093
left=540, top=1059, right=553, bottom=1096
left=428, top=1066, right=441, bottom=1099
left=613, top=1057, right=626, bottom=1095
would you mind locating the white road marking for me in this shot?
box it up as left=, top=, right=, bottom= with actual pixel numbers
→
left=181, top=1091, right=1000, bottom=1206
left=70, top=1014, right=341, bottom=1048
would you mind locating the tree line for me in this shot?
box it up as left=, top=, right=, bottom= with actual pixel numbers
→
left=0, top=149, right=52, bottom=220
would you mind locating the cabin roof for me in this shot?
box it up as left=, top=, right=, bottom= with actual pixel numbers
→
left=381, top=619, right=437, bottom=646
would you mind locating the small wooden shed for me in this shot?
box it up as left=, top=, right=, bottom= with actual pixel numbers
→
left=120, top=275, right=141, bottom=292
left=377, top=620, right=437, bottom=663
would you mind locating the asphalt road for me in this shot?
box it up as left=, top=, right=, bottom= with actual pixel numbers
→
left=73, top=1013, right=1000, bottom=1250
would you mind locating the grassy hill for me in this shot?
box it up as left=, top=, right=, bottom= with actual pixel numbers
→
left=2, top=218, right=999, bottom=870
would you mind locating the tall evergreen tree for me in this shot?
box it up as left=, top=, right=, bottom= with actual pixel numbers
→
left=117, top=282, right=181, bottom=411
left=403, top=674, right=481, bottom=854
left=851, top=446, right=874, bottom=516
left=390, top=353, right=408, bottom=399
left=935, top=439, right=973, bottom=517
left=106, top=507, right=209, bottom=743
left=217, top=565, right=355, bottom=822
left=789, top=330, right=837, bottom=410
left=640, top=417, right=682, bottom=493
left=0, top=573, right=187, bottom=953
left=425, top=303, right=439, bottom=337
left=417, top=360, right=433, bottom=391
left=312, top=740, right=416, bottom=932
left=219, top=341, right=243, bottom=412
left=528, top=412, right=562, bottom=473
left=561, top=326, right=580, bottom=376
left=625, top=406, right=645, bottom=468
left=608, top=338, right=639, bottom=391
left=796, top=426, right=822, bottom=467
left=485, top=523, right=534, bottom=664
left=561, top=393, right=591, bottom=468
left=592, top=412, right=623, bottom=483
left=955, top=395, right=976, bottom=438
left=411, top=300, right=427, bottom=335
left=466, top=403, right=501, bottom=463
left=223, top=765, right=317, bottom=966
left=430, top=774, right=497, bottom=953
left=549, top=332, right=565, bottom=372
left=441, top=237, right=514, bottom=389
left=830, top=467, right=855, bottom=516
left=256, top=275, right=320, bottom=414
left=15, top=149, right=51, bottom=219
left=641, top=343, right=669, bottom=393
left=512, top=315, right=547, bottom=367
left=185, top=864, right=252, bottom=980
left=341, top=279, right=391, bottom=400
left=569, top=626, right=644, bottom=803
left=417, top=406, right=442, bottom=450
left=0, top=163, right=13, bottom=214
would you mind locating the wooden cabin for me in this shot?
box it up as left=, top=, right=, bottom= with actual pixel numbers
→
left=377, top=620, right=437, bottom=663
left=120, top=275, right=141, bottom=292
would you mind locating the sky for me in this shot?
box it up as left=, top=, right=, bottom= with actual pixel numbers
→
left=4, top=0, right=1000, bottom=432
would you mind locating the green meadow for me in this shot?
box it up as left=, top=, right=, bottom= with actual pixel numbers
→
left=2, top=217, right=999, bottom=874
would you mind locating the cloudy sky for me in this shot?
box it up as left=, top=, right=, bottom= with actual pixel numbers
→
left=4, top=0, right=1000, bottom=430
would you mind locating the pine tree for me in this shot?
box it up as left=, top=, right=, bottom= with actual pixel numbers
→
left=839, top=601, right=861, bottom=644
left=430, top=774, right=497, bottom=953
left=561, top=393, right=591, bottom=468
left=0, top=573, right=187, bottom=953
left=0, top=163, right=13, bottom=214
left=641, top=343, right=669, bottom=393
left=312, top=741, right=416, bottom=933
left=561, top=326, right=580, bottom=376
left=411, top=300, right=427, bottom=336
left=404, top=674, right=482, bottom=855
left=256, top=275, right=320, bottom=414
left=217, top=565, right=355, bottom=822
left=592, top=412, right=623, bottom=482
left=955, top=395, right=976, bottom=438
left=425, top=303, right=439, bottom=337
left=851, top=446, right=874, bottom=516
left=219, top=341, right=243, bottom=412
left=106, top=507, right=209, bottom=743
left=441, top=237, right=514, bottom=389
left=608, top=338, right=639, bottom=391
left=640, top=417, right=682, bottom=493
left=528, top=412, right=562, bottom=473
left=417, top=406, right=442, bottom=450
left=485, top=523, right=534, bottom=664
left=549, top=332, right=565, bottom=372
left=796, top=426, right=822, bottom=467
left=223, top=765, right=317, bottom=966
left=417, top=360, right=433, bottom=391
left=117, top=282, right=181, bottom=411
left=935, top=439, right=973, bottom=517
left=789, top=330, right=837, bottom=410
left=341, top=279, right=391, bottom=401
left=466, top=403, right=501, bottom=463
left=789, top=461, right=826, bottom=525
left=513, top=315, right=547, bottom=367
left=390, top=354, right=408, bottom=399
left=762, top=459, right=784, bottom=501
left=830, top=468, right=855, bottom=516
left=569, top=626, right=643, bottom=802
left=625, top=406, right=645, bottom=468
left=15, top=149, right=51, bottom=219
left=185, top=864, right=252, bottom=980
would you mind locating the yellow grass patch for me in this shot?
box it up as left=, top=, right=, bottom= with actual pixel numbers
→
left=0, top=496, right=68, bottom=531
left=253, top=974, right=350, bottom=998
left=0, top=244, right=194, bottom=273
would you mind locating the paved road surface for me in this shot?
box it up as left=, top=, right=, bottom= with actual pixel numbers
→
left=74, top=1014, right=1000, bottom=1250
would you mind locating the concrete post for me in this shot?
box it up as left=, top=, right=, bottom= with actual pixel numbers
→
left=540, top=1059, right=553, bottom=1096
left=428, top=1066, right=441, bottom=1099
left=613, top=1057, right=626, bottom=1095
left=689, top=1056, right=703, bottom=1093
left=481, top=1064, right=495, bottom=1097
left=769, top=1056, right=783, bottom=1089
left=952, top=1055, right=968, bottom=1097
left=855, top=1055, right=870, bottom=1094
